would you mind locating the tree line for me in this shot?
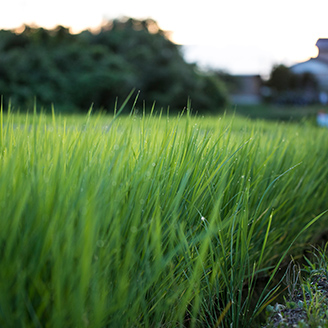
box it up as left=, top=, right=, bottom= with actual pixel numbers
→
left=264, top=64, right=319, bottom=105
left=0, top=18, right=229, bottom=113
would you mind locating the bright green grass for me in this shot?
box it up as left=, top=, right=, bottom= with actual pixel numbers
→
left=0, top=108, right=327, bottom=328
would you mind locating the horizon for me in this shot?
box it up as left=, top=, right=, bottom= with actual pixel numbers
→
left=0, top=0, right=326, bottom=76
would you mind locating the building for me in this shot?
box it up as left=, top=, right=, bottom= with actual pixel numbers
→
left=229, top=75, right=262, bottom=105
left=290, top=38, right=328, bottom=103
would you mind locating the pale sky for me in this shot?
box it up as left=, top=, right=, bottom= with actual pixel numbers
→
left=0, top=0, right=327, bottom=75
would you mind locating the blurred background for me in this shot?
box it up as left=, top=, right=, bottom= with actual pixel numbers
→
left=0, top=0, right=327, bottom=117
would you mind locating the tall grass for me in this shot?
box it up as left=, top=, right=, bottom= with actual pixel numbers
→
left=0, top=107, right=327, bottom=327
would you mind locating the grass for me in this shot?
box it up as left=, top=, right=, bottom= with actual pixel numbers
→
left=0, top=105, right=327, bottom=327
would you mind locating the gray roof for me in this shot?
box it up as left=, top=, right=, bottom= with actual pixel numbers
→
left=316, top=38, right=328, bottom=51
left=290, top=57, right=328, bottom=70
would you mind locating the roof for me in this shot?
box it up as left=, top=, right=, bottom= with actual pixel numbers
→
left=290, top=58, right=328, bottom=74
left=316, top=38, right=328, bottom=51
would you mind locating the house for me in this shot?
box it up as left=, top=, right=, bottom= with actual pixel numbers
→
left=229, top=75, right=262, bottom=105
left=290, top=38, right=328, bottom=103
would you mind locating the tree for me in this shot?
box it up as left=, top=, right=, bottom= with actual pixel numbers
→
left=0, top=19, right=229, bottom=113
left=265, top=64, right=318, bottom=105
left=266, top=65, right=295, bottom=92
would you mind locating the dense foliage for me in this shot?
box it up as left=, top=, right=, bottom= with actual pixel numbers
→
left=0, top=19, right=229, bottom=113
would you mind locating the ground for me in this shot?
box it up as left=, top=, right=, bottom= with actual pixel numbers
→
left=264, top=268, right=328, bottom=327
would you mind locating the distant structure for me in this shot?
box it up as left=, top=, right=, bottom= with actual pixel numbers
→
left=290, top=38, right=328, bottom=104
left=229, top=39, right=328, bottom=106
left=229, top=75, right=262, bottom=105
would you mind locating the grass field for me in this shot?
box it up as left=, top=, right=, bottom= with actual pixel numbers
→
left=228, top=104, right=323, bottom=122
left=0, top=106, right=327, bottom=327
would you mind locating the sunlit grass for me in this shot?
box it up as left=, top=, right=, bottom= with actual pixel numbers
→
left=0, top=107, right=327, bottom=327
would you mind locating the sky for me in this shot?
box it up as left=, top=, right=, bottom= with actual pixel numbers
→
left=0, top=0, right=327, bottom=76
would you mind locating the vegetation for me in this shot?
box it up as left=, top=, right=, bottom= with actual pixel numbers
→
left=0, top=19, right=228, bottom=113
left=264, top=65, right=319, bottom=105
left=264, top=244, right=328, bottom=327
left=0, top=102, right=327, bottom=327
